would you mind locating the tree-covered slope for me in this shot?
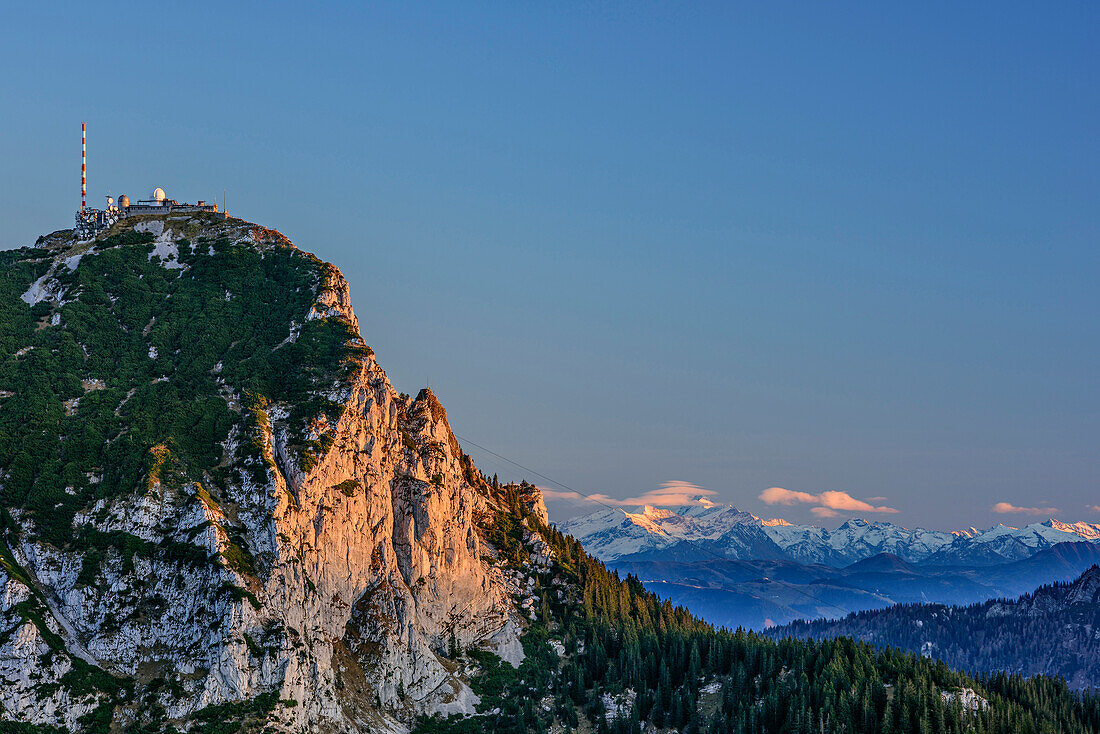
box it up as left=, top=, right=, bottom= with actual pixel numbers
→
left=767, top=565, right=1100, bottom=692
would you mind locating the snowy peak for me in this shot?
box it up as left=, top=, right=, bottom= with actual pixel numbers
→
left=559, top=502, right=1100, bottom=567
left=1046, top=519, right=1100, bottom=541
left=557, top=501, right=766, bottom=559
left=621, top=508, right=673, bottom=536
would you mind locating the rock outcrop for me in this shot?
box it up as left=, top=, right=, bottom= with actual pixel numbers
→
left=0, top=214, right=545, bottom=732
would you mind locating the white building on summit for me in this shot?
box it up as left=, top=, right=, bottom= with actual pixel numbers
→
left=74, top=124, right=219, bottom=239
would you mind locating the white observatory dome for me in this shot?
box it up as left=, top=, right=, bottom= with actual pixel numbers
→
left=118, top=194, right=129, bottom=208
left=151, top=187, right=166, bottom=203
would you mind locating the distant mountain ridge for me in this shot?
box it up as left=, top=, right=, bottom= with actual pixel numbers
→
left=767, top=565, right=1100, bottom=690
left=558, top=500, right=1100, bottom=567
left=609, top=541, right=1100, bottom=631
left=560, top=503, right=1100, bottom=631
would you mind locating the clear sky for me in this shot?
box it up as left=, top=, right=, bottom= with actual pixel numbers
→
left=1, top=2, right=1096, bottom=530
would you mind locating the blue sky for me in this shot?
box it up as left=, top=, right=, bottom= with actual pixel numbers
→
left=1, top=2, right=1096, bottom=529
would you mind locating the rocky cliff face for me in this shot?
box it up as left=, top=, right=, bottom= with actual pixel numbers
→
left=0, top=214, right=547, bottom=732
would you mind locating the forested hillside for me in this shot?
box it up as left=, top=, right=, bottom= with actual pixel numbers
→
left=607, top=542, right=1100, bottom=631
left=768, top=566, right=1100, bottom=693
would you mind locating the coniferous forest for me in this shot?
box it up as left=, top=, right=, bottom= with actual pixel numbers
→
left=768, top=567, right=1100, bottom=692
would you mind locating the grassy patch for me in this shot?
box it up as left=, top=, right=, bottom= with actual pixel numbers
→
left=220, top=582, right=261, bottom=611
left=332, top=479, right=359, bottom=497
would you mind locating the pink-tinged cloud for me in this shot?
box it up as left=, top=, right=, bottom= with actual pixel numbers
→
left=758, top=487, right=898, bottom=514
left=1089, top=505, right=1100, bottom=514
left=991, top=502, right=1059, bottom=515
left=541, top=480, right=717, bottom=507
left=758, top=487, right=817, bottom=506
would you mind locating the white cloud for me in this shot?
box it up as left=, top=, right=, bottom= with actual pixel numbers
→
left=991, top=502, right=1058, bottom=516
left=758, top=487, right=898, bottom=514
left=1088, top=505, right=1100, bottom=514
left=541, top=480, right=716, bottom=508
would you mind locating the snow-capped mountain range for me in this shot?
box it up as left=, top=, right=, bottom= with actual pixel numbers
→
left=557, top=500, right=1100, bottom=567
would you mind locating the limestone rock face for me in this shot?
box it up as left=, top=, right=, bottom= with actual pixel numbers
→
left=0, top=215, right=537, bottom=732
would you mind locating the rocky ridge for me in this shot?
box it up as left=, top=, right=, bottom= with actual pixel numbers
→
left=0, top=214, right=550, bottom=732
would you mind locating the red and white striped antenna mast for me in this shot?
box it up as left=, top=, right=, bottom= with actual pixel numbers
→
left=81, top=122, right=87, bottom=212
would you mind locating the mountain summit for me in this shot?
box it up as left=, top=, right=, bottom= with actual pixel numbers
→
left=0, top=214, right=548, bottom=730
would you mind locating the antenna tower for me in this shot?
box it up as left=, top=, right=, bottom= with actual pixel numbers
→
left=81, top=122, right=87, bottom=211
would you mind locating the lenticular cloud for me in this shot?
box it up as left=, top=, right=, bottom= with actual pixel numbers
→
left=541, top=480, right=717, bottom=507
left=991, top=502, right=1059, bottom=516
left=758, top=487, right=898, bottom=514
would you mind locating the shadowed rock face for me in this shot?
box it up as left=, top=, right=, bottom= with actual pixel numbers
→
left=0, top=215, right=544, bottom=732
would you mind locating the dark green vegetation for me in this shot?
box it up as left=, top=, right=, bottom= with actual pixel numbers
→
left=0, top=221, right=364, bottom=550
left=173, top=691, right=285, bottom=734
left=416, top=485, right=1100, bottom=734
left=769, top=566, right=1100, bottom=692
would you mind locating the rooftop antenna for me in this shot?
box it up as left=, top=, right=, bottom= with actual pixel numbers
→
left=81, top=122, right=86, bottom=212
